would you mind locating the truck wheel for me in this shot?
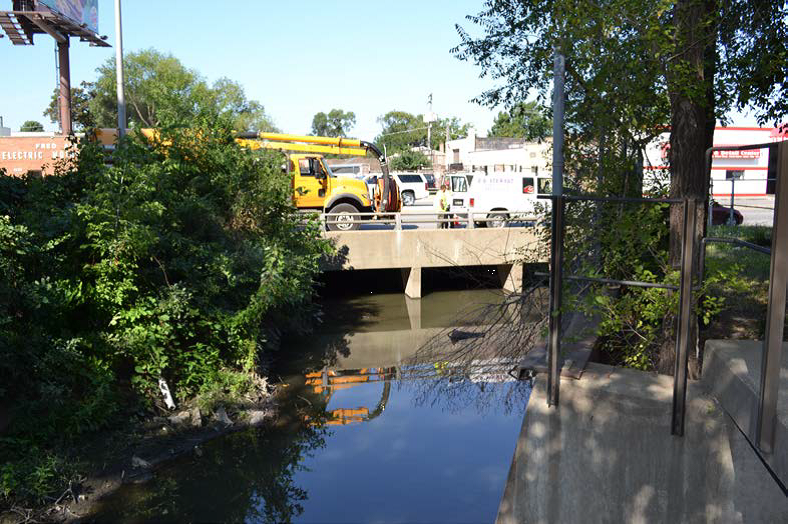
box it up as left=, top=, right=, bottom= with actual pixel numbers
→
left=487, top=212, right=509, bottom=228
left=402, top=191, right=415, bottom=206
left=326, top=203, right=360, bottom=231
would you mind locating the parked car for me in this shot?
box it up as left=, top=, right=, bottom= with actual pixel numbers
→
left=424, top=173, right=437, bottom=194
left=710, top=200, right=743, bottom=225
left=392, top=173, right=430, bottom=206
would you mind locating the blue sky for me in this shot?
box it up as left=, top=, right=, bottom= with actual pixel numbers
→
left=1, top=0, right=760, bottom=137
left=0, top=0, right=505, bottom=138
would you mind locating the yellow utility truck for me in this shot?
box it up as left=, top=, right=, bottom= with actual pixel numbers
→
left=236, top=132, right=401, bottom=231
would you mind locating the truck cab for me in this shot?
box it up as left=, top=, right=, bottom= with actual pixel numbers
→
left=288, top=154, right=375, bottom=231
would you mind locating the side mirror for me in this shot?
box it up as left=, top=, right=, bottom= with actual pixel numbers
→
left=311, top=158, right=326, bottom=179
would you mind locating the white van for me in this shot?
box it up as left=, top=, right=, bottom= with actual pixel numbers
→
left=450, top=173, right=552, bottom=227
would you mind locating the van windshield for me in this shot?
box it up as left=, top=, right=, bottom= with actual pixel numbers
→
left=452, top=176, right=468, bottom=192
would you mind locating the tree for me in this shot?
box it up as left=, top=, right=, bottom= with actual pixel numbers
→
left=455, top=0, right=787, bottom=261
left=454, top=0, right=787, bottom=374
left=489, top=101, right=550, bottom=141
left=390, top=150, right=432, bottom=171
left=19, top=120, right=44, bottom=132
left=376, top=111, right=470, bottom=153
left=311, top=109, right=356, bottom=137
left=376, top=111, right=424, bottom=153
left=85, top=49, right=276, bottom=131
left=206, top=77, right=277, bottom=133
left=432, top=117, right=471, bottom=149
left=44, top=81, right=96, bottom=131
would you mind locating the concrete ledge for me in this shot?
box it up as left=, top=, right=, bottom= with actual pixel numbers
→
left=322, top=228, right=544, bottom=270
left=498, top=363, right=788, bottom=523
left=702, top=339, right=788, bottom=488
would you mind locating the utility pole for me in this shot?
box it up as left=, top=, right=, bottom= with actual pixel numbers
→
left=427, top=93, right=433, bottom=152
left=552, top=48, right=565, bottom=196
left=115, top=0, right=126, bottom=137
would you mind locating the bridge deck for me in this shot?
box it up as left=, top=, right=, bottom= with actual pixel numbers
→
left=321, top=228, right=546, bottom=298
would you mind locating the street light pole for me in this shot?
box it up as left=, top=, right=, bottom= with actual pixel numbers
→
left=114, top=0, right=126, bottom=137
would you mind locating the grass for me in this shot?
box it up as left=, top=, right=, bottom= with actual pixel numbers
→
left=701, top=225, right=775, bottom=341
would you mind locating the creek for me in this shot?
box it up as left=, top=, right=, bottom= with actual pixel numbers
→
left=90, top=286, right=533, bottom=523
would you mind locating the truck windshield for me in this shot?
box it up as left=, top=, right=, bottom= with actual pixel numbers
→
left=323, top=161, right=335, bottom=178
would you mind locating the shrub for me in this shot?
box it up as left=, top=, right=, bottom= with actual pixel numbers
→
left=0, top=120, right=331, bottom=507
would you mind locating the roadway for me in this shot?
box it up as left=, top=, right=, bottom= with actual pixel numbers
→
left=732, top=196, right=775, bottom=226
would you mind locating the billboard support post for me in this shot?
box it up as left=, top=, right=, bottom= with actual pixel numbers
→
left=115, top=0, right=126, bottom=137
left=57, top=39, right=72, bottom=135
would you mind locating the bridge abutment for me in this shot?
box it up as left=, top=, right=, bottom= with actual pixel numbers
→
left=401, top=266, right=422, bottom=299
left=498, top=263, right=524, bottom=294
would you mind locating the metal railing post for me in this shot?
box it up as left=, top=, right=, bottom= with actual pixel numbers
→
left=395, top=212, right=402, bottom=230
left=708, top=179, right=714, bottom=231
left=729, top=176, right=736, bottom=225
left=672, top=198, right=697, bottom=436
left=547, top=195, right=565, bottom=407
left=468, top=212, right=475, bottom=229
left=757, top=141, right=788, bottom=453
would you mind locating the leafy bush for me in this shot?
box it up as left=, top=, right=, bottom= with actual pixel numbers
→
left=0, top=120, right=331, bottom=507
left=556, top=191, right=747, bottom=372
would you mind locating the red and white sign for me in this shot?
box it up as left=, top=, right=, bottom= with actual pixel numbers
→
left=712, top=147, right=761, bottom=159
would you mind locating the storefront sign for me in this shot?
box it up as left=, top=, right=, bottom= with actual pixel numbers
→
left=712, top=148, right=761, bottom=159
left=0, top=137, right=76, bottom=176
left=38, top=0, right=99, bottom=33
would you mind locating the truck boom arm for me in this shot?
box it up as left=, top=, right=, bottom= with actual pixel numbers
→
left=235, top=132, right=396, bottom=212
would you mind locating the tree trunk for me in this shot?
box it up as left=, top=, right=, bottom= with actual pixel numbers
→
left=657, top=0, right=717, bottom=375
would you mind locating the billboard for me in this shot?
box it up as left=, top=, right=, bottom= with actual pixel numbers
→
left=38, top=0, right=99, bottom=33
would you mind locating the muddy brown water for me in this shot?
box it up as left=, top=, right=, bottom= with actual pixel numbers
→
left=88, top=289, right=534, bottom=523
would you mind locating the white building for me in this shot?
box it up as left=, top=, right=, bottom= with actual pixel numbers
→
left=644, top=126, right=787, bottom=196
left=444, top=129, right=551, bottom=177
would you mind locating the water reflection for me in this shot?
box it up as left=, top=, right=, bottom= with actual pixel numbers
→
left=89, top=289, right=536, bottom=523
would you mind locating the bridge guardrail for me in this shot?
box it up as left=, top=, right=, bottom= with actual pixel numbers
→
left=304, top=210, right=540, bottom=230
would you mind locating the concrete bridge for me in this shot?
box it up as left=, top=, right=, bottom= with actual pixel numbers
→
left=321, top=228, right=545, bottom=298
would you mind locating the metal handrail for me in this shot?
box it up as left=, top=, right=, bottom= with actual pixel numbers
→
left=704, top=140, right=788, bottom=454
left=544, top=194, right=699, bottom=437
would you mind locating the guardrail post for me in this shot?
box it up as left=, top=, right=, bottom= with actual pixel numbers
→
left=672, top=198, right=697, bottom=436
left=757, top=141, right=788, bottom=454
left=395, top=212, right=402, bottom=230
left=547, top=195, right=565, bottom=407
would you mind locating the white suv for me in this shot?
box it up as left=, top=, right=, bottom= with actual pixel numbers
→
left=392, top=173, right=429, bottom=206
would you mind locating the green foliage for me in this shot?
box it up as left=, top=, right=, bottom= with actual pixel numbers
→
left=489, top=101, right=551, bottom=141
left=390, top=150, right=432, bottom=171
left=556, top=198, right=749, bottom=371
left=0, top=119, right=330, bottom=506
left=376, top=110, right=470, bottom=153
left=19, top=120, right=44, bottom=132
left=44, top=81, right=96, bottom=131
left=71, top=49, right=277, bottom=132
left=311, top=109, right=356, bottom=137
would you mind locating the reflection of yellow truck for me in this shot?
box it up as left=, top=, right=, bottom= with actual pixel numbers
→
left=236, top=133, right=401, bottom=231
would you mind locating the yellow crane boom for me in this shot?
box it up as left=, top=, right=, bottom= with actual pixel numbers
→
left=234, top=132, right=375, bottom=157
